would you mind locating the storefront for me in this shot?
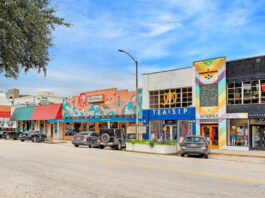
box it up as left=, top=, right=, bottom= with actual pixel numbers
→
left=52, top=88, right=142, bottom=140
left=248, top=113, right=265, bottom=150
left=10, top=106, right=35, bottom=132
left=194, top=57, right=227, bottom=149
left=30, top=104, right=62, bottom=138
left=142, top=107, right=196, bottom=141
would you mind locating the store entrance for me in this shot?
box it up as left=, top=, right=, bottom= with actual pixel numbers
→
left=164, top=125, right=177, bottom=141
left=251, top=126, right=265, bottom=150
left=201, top=125, right=218, bottom=148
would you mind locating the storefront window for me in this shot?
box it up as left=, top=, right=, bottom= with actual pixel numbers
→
left=228, top=82, right=242, bottom=104
left=243, top=80, right=259, bottom=104
left=178, top=120, right=193, bottom=139
left=251, top=125, right=265, bottom=149
left=65, top=123, right=74, bottom=136
left=228, top=119, right=248, bottom=147
left=149, top=87, right=192, bottom=109
left=149, top=120, right=163, bottom=140
left=53, top=123, right=57, bottom=134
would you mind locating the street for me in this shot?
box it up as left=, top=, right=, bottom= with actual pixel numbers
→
left=0, top=140, right=264, bottom=198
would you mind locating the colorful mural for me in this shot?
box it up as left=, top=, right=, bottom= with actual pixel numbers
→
left=194, top=57, right=227, bottom=148
left=63, top=88, right=142, bottom=119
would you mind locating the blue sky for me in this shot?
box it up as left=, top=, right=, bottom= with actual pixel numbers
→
left=1, top=0, right=265, bottom=97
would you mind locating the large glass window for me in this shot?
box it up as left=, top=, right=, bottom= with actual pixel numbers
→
left=178, top=120, right=193, bottom=140
left=149, top=87, right=192, bottom=109
left=227, top=82, right=242, bottom=104
left=243, top=80, right=259, bottom=104
left=260, top=80, right=265, bottom=103
left=200, top=84, right=218, bottom=107
left=228, top=119, right=248, bottom=147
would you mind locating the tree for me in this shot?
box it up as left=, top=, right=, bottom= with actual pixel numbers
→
left=0, top=0, right=70, bottom=78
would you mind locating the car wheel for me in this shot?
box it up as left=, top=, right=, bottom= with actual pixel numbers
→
left=14, top=138, right=17, bottom=140
left=33, top=137, right=37, bottom=143
left=99, top=145, right=104, bottom=149
left=21, top=140, right=24, bottom=142
left=181, top=154, right=185, bottom=157
left=117, top=141, right=122, bottom=150
left=5, top=134, right=10, bottom=140
left=204, top=154, right=208, bottom=159
left=74, top=144, right=79, bottom=147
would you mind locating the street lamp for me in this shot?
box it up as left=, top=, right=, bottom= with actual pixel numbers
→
left=118, top=49, right=139, bottom=139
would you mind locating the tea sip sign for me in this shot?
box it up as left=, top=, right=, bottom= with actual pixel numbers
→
left=147, top=107, right=196, bottom=120
left=161, top=91, right=178, bottom=106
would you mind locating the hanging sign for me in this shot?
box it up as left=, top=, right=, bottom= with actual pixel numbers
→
left=87, top=94, right=104, bottom=103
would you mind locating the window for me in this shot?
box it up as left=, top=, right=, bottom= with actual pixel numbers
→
left=200, top=84, right=218, bottom=107
left=243, top=80, right=259, bottom=104
left=227, top=82, right=242, bottom=104
left=228, top=119, right=248, bottom=147
left=149, top=87, right=192, bottom=109
left=260, top=80, right=265, bottom=103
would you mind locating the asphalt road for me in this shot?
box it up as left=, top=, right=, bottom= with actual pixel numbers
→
left=0, top=140, right=264, bottom=198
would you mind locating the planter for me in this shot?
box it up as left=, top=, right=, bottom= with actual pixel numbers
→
left=126, top=143, right=178, bottom=154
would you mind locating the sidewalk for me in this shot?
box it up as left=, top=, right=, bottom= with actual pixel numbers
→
left=210, top=149, right=265, bottom=158
left=44, top=139, right=71, bottom=144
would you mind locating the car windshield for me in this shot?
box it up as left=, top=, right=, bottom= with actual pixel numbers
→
left=185, top=137, right=204, bottom=143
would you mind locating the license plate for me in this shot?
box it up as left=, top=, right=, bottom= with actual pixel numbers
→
left=190, top=144, right=196, bottom=147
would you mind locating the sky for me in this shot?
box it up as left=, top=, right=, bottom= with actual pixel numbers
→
left=1, top=0, right=265, bottom=97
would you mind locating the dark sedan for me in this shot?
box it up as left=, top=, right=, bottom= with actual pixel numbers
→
left=0, top=128, right=21, bottom=140
left=180, top=136, right=210, bottom=159
left=19, top=131, right=47, bottom=143
left=72, top=132, right=99, bottom=148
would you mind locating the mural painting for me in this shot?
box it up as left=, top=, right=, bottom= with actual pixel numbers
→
left=63, top=88, right=142, bottom=119
left=194, top=57, right=227, bottom=148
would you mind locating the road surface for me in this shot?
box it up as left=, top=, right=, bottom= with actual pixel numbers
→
left=0, top=140, right=264, bottom=198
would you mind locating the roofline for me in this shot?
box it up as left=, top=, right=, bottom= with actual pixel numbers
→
left=227, top=54, right=265, bottom=63
left=142, top=66, right=192, bottom=75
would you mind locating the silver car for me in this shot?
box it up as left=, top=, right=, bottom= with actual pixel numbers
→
left=72, top=132, right=99, bottom=147
left=180, top=136, right=210, bottom=159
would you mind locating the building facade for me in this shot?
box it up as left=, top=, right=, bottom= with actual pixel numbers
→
left=142, top=67, right=196, bottom=141
left=0, top=92, right=16, bottom=128
left=48, top=88, right=142, bottom=140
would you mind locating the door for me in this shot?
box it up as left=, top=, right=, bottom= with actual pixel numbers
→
left=201, top=125, right=219, bottom=148
left=164, top=125, right=177, bottom=141
left=251, top=126, right=265, bottom=150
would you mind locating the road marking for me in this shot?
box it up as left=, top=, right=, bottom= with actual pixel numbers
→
left=2, top=144, right=265, bottom=185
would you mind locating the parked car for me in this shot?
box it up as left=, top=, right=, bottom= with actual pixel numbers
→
left=0, top=128, right=21, bottom=140
left=98, top=129, right=126, bottom=150
left=72, top=131, right=99, bottom=148
left=180, top=136, right=210, bottom=159
left=19, top=131, right=47, bottom=143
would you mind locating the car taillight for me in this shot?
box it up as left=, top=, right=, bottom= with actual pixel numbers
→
left=28, top=134, right=32, bottom=137
left=82, top=136, right=87, bottom=139
left=203, top=141, right=207, bottom=145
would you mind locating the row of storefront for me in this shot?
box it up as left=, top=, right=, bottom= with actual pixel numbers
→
left=9, top=55, right=265, bottom=151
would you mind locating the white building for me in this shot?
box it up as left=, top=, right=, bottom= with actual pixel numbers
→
left=141, top=67, right=196, bottom=141
left=0, top=92, right=16, bottom=128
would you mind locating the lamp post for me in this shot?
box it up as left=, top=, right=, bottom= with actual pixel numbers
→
left=118, top=49, right=139, bottom=139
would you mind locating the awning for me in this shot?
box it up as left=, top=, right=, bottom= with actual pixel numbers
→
left=30, top=104, right=62, bottom=120
left=10, top=106, right=35, bottom=121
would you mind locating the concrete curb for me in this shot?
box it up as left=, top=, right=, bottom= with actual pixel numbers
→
left=209, top=152, right=265, bottom=159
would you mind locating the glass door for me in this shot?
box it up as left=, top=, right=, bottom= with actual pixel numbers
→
left=201, top=125, right=219, bottom=148
left=251, top=126, right=265, bottom=150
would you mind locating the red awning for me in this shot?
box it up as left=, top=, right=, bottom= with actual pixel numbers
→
left=30, top=104, right=62, bottom=120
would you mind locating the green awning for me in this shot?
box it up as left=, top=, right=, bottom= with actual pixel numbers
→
left=10, top=106, right=35, bottom=121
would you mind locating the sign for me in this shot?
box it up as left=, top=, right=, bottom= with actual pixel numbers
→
left=161, top=91, right=178, bottom=106
left=250, top=119, right=265, bottom=124
left=249, top=113, right=265, bottom=118
left=127, top=126, right=146, bottom=134
left=163, top=126, right=167, bottom=132
left=200, top=114, right=218, bottom=119
left=144, top=107, right=196, bottom=121
left=87, top=94, right=104, bottom=103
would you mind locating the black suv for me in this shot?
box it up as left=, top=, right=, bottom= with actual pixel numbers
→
left=98, top=129, right=126, bottom=150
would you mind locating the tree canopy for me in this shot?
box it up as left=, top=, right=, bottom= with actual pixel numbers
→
left=0, top=0, right=70, bottom=78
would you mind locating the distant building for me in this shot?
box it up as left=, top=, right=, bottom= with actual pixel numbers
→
left=8, top=89, right=64, bottom=107
left=0, top=92, right=15, bottom=128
